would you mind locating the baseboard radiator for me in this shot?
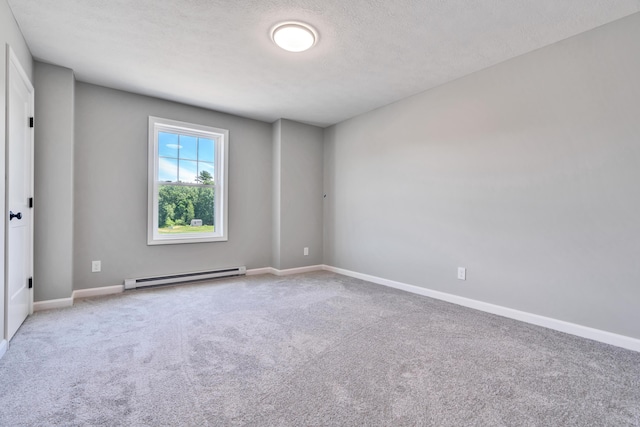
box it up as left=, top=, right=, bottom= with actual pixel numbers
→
left=124, top=266, right=246, bottom=290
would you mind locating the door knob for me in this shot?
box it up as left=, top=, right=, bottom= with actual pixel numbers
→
left=9, top=211, right=22, bottom=221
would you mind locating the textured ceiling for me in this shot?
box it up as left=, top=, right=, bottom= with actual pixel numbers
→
left=7, top=1, right=640, bottom=127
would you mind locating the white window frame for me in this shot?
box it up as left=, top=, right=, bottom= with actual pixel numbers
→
left=148, top=116, right=229, bottom=245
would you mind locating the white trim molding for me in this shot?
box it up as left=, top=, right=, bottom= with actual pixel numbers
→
left=73, top=285, right=124, bottom=300
left=33, top=285, right=124, bottom=312
left=323, top=265, right=640, bottom=353
left=272, top=265, right=325, bottom=276
left=33, top=297, right=73, bottom=312
left=247, top=265, right=324, bottom=276
left=147, top=116, right=229, bottom=246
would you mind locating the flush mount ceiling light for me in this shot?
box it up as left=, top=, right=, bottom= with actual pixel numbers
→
left=271, top=22, right=318, bottom=52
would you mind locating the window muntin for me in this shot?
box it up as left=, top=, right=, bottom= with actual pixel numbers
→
left=148, top=117, right=228, bottom=245
left=158, top=132, right=215, bottom=184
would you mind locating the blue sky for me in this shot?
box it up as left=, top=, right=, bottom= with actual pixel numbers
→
left=158, top=132, right=215, bottom=183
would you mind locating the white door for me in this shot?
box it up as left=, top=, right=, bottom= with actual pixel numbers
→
left=6, top=47, right=34, bottom=341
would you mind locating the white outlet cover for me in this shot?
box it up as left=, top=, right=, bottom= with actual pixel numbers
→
left=457, top=267, right=466, bottom=280
left=92, top=260, right=101, bottom=273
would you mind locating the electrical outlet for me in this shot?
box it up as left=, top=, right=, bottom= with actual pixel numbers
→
left=457, top=267, right=466, bottom=280
left=92, top=260, right=101, bottom=273
left=303, top=247, right=309, bottom=256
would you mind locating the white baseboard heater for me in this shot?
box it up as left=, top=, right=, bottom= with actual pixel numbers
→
left=124, top=266, right=246, bottom=290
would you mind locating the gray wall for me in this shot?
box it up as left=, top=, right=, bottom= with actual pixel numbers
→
left=272, top=119, right=324, bottom=269
left=1, top=0, right=32, bottom=341
left=323, top=13, right=640, bottom=339
left=73, top=83, right=272, bottom=290
left=33, top=62, right=74, bottom=301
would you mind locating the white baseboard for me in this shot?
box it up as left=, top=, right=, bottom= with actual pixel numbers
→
left=323, top=265, right=640, bottom=353
left=0, top=339, right=7, bottom=360
left=72, top=285, right=123, bottom=299
left=272, top=265, right=324, bottom=276
left=33, top=284, right=124, bottom=312
left=247, top=265, right=324, bottom=276
left=33, top=297, right=73, bottom=312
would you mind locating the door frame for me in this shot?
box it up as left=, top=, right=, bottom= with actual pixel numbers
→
left=4, top=45, right=34, bottom=342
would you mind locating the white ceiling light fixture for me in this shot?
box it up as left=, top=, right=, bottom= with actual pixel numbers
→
left=271, top=22, right=318, bottom=52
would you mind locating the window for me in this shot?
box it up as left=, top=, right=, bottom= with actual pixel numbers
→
left=148, top=116, right=228, bottom=245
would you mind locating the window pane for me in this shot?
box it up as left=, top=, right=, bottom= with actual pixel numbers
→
left=179, top=135, right=198, bottom=160
left=198, top=138, right=215, bottom=163
left=158, top=157, right=178, bottom=182
left=198, top=162, right=215, bottom=184
left=178, top=159, right=199, bottom=183
left=158, top=132, right=180, bottom=158
left=157, top=184, right=215, bottom=233
left=196, top=186, right=214, bottom=227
